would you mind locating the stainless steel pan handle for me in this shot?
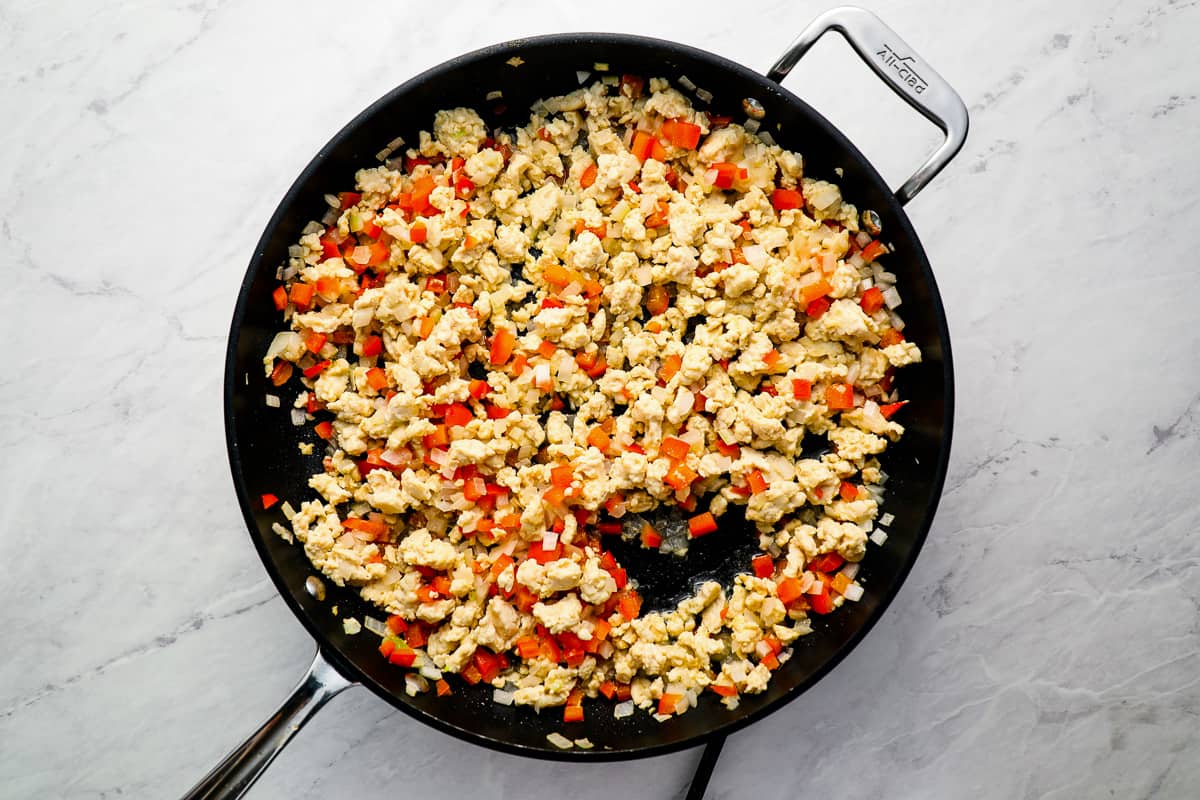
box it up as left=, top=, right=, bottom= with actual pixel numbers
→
left=181, top=649, right=355, bottom=800
left=766, top=5, right=969, bottom=206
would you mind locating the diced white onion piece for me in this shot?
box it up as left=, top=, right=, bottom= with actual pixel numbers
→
left=846, top=364, right=860, bottom=386
left=532, top=362, right=551, bottom=388
left=574, top=738, right=594, bottom=749
left=741, top=244, right=766, bottom=267
left=843, top=583, right=865, bottom=602
left=428, top=449, right=448, bottom=467
left=561, top=280, right=583, bottom=297
left=880, top=512, right=895, bottom=526
left=856, top=231, right=872, bottom=247
left=614, top=700, right=634, bottom=719
left=888, top=312, right=906, bottom=332
left=266, top=331, right=301, bottom=361
left=352, top=308, right=375, bottom=328
left=653, top=713, right=672, bottom=723
left=870, top=529, right=889, bottom=545
left=744, top=118, right=760, bottom=132
left=547, top=732, right=574, bottom=749
left=420, top=663, right=443, bottom=681
left=281, top=501, right=296, bottom=521
left=491, top=688, right=514, bottom=706
left=576, top=70, right=590, bottom=84
left=860, top=277, right=874, bottom=291
left=696, top=87, right=713, bottom=103
left=287, top=245, right=304, bottom=259
left=271, top=522, right=293, bottom=543
left=362, top=616, right=388, bottom=637
left=758, top=131, right=776, bottom=147
left=633, top=265, right=653, bottom=285
left=380, top=449, right=407, bottom=466
left=703, top=168, right=718, bottom=186
left=500, top=536, right=519, bottom=556
left=542, top=531, right=559, bottom=551
left=352, top=245, right=371, bottom=265
left=881, top=286, right=902, bottom=309
left=265, top=394, right=280, bottom=408
left=678, top=75, right=697, bottom=91
left=302, top=221, right=324, bottom=236
left=593, top=62, right=609, bottom=71
left=405, top=674, right=427, bottom=696
left=290, top=408, right=306, bottom=426
left=485, top=90, right=503, bottom=101
left=706, top=454, right=733, bottom=473
left=755, top=640, right=773, bottom=658
left=324, top=193, right=340, bottom=207
left=840, top=562, right=860, bottom=581
left=598, top=641, right=614, bottom=659
left=342, top=618, right=361, bottom=635
left=275, top=265, right=284, bottom=280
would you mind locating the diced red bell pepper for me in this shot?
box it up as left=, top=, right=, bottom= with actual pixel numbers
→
left=860, top=286, right=885, bottom=314
left=771, top=188, right=804, bottom=210
left=687, top=512, right=718, bottom=537
left=272, top=286, right=288, bottom=311
left=261, top=493, right=279, bottom=510
left=489, top=327, right=517, bottom=365
left=776, top=577, right=804, bottom=606
left=808, top=552, right=845, bottom=573
left=711, top=162, right=739, bottom=189
left=880, top=400, right=908, bottom=419
left=443, top=403, right=473, bottom=427
left=751, top=554, right=774, bottom=579
left=661, top=118, right=702, bottom=149
left=825, top=383, right=854, bottom=410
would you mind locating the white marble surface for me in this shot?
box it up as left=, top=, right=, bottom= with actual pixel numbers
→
left=3, top=0, right=1199, bottom=797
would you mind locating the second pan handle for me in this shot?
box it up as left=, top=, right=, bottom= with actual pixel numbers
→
left=766, top=5, right=969, bottom=206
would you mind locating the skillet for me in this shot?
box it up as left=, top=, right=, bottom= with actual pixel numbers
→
left=187, top=7, right=967, bottom=797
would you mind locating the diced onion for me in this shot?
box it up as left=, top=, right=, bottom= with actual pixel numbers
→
left=856, top=231, right=872, bottom=247
left=405, top=674, right=428, bottom=696
left=500, top=536, right=519, bottom=556
left=428, top=449, right=448, bottom=467
left=265, top=394, right=280, bottom=408
left=324, top=193, right=340, bottom=208
left=843, top=583, right=865, bottom=602
left=574, top=738, right=594, bottom=749
left=287, top=245, right=304, bottom=259
left=342, top=618, right=361, bottom=635
left=352, top=308, right=375, bottom=328
left=653, top=713, right=672, bottom=723
left=266, top=331, right=301, bottom=361
left=758, top=130, right=776, bottom=147
left=741, top=244, right=766, bottom=267
left=351, top=245, right=371, bottom=265
left=840, top=562, right=860, bottom=581
left=870, top=529, right=889, bottom=545
left=881, top=286, right=902, bottom=309
left=302, top=221, right=324, bottom=236
left=486, top=90, right=503, bottom=101
left=678, top=75, right=697, bottom=91
left=744, top=118, right=760, bottom=133
left=888, top=311, right=906, bottom=332
left=547, top=732, right=574, bottom=749
left=271, top=522, right=293, bottom=543
left=598, top=641, right=614, bottom=659
left=362, top=615, right=388, bottom=637
left=542, top=531, right=559, bottom=551
left=281, top=501, right=296, bottom=520
left=593, top=62, right=609, bottom=71
left=420, top=663, right=443, bottom=681
left=860, top=277, right=874, bottom=291
left=493, top=688, right=515, bottom=705
left=290, top=408, right=306, bottom=426
left=633, top=265, right=653, bottom=285
left=561, top=280, right=583, bottom=297
left=696, top=87, right=713, bottom=104
left=613, top=701, right=634, bottom=719
left=706, top=454, right=733, bottom=473
left=880, top=512, right=895, bottom=526
left=576, top=70, right=590, bottom=84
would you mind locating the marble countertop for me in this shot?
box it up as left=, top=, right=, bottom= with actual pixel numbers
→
left=4, top=0, right=1198, bottom=797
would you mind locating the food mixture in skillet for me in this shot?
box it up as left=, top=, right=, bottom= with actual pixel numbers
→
left=262, top=73, right=919, bottom=725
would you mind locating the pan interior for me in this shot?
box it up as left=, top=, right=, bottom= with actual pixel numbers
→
left=226, top=33, right=951, bottom=760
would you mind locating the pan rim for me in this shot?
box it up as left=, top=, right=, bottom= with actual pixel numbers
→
left=223, top=30, right=955, bottom=762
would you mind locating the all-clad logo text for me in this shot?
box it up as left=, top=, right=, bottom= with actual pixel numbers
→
left=876, top=44, right=928, bottom=94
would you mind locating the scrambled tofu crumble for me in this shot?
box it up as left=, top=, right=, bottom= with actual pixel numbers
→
left=263, top=74, right=918, bottom=722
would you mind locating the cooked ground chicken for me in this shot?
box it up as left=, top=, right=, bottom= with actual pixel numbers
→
left=263, top=74, right=917, bottom=720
